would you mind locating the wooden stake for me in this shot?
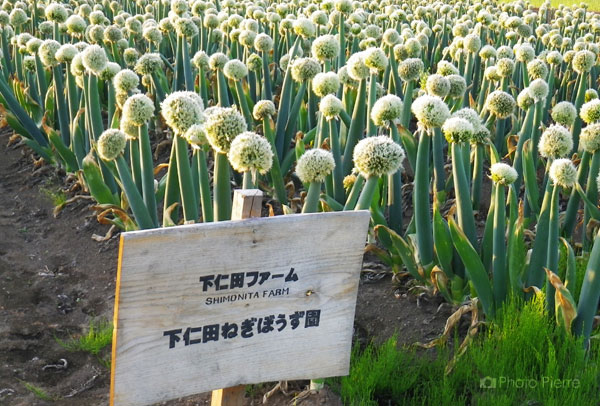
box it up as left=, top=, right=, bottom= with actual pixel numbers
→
left=230, top=189, right=263, bottom=220
left=211, top=189, right=263, bottom=406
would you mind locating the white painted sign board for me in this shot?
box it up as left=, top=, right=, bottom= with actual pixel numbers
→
left=110, top=211, right=370, bottom=406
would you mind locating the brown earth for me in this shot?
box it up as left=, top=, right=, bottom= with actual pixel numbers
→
left=0, top=130, right=452, bottom=406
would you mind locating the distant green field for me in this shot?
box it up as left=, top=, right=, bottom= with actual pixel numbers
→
left=499, top=0, right=599, bottom=11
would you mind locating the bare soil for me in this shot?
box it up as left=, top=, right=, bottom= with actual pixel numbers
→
left=0, top=131, right=451, bottom=406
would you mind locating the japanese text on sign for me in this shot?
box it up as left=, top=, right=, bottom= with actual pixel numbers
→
left=163, top=309, right=322, bottom=349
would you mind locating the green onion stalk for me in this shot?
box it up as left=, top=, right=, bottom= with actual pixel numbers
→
left=257, top=109, right=287, bottom=205
left=471, top=139, right=486, bottom=211
left=489, top=163, right=519, bottom=308
left=273, top=36, right=302, bottom=160
left=52, top=64, right=70, bottom=146
left=582, top=147, right=600, bottom=250
left=297, top=149, right=336, bottom=214
left=174, top=134, right=198, bottom=223
left=353, top=136, right=405, bottom=212
left=192, top=145, right=213, bottom=223
left=526, top=165, right=554, bottom=289
left=342, top=77, right=367, bottom=175
left=571, top=70, right=589, bottom=152
left=138, top=123, right=159, bottom=227
left=446, top=129, right=478, bottom=250
left=545, top=159, right=577, bottom=314
left=97, top=129, right=154, bottom=230
left=388, top=123, right=404, bottom=233
left=414, top=129, right=434, bottom=266
left=562, top=154, right=590, bottom=238
left=573, top=226, right=600, bottom=347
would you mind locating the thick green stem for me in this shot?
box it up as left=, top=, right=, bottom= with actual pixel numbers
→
left=492, top=183, right=507, bottom=307
left=175, top=135, right=198, bottom=222
left=546, top=184, right=560, bottom=315
left=342, top=78, right=367, bottom=175
left=196, top=148, right=214, bottom=222
left=302, top=182, right=321, bottom=213
left=471, top=143, right=484, bottom=210
left=214, top=152, right=232, bottom=221
left=451, top=143, right=478, bottom=250
left=414, top=131, right=433, bottom=265
left=115, top=155, right=155, bottom=230
left=162, top=141, right=180, bottom=226
left=139, top=124, right=158, bottom=227
left=355, top=176, right=379, bottom=211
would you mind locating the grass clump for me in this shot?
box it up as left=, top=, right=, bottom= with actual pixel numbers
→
left=331, top=296, right=600, bottom=405
left=41, top=186, right=68, bottom=208
left=20, top=381, right=56, bottom=402
left=56, top=319, right=113, bottom=356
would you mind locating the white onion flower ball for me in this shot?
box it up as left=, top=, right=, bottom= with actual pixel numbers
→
left=527, top=59, right=548, bottom=80
left=82, top=44, right=108, bottom=75
left=528, top=78, right=549, bottom=102
left=134, top=53, right=163, bottom=75
left=291, top=57, right=321, bottom=82
left=412, top=95, right=450, bottom=128
left=549, top=159, right=577, bottom=188
left=183, top=124, right=208, bottom=147
left=38, top=40, right=61, bottom=68
left=223, top=59, right=248, bottom=81
left=228, top=132, right=273, bottom=174
left=98, top=129, right=127, bottom=161
left=296, top=149, right=336, bottom=183
left=580, top=124, right=600, bottom=153
left=490, top=163, right=518, bottom=185
left=552, top=102, right=578, bottom=127
left=452, top=108, right=482, bottom=132
left=353, top=136, right=405, bottom=178
left=122, top=94, right=155, bottom=127
left=580, top=99, right=600, bottom=124
left=56, top=44, right=78, bottom=64
left=161, top=92, right=204, bottom=135
left=364, top=47, right=388, bottom=72
left=447, top=75, right=467, bottom=98
left=538, top=124, right=573, bottom=159
left=486, top=91, right=516, bottom=119
left=442, top=117, right=474, bottom=143
left=398, top=58, right=424, bottom=82
left=572, top=50, right=596, bottom=74
left=204, top=107, right=247, bottom=153
left=113, top=69, right=139, bottom=93
left=319, top=94, right=344, bottom=120
left=209, top=52, right=229, bottom=71
left=253, top=100, right=276, bottom=121
left=312, top=34, right=339, bottom=61
left=586, top=89, right=599, bottom=103
left=517, top=88, right=535, bottom=110
left=312, top=72, right=340, bottom=97
left=437, top=60, right=459, bottom=76
left=426, top=74, right=450, bottom=98
left=254, top=33, right=274, bottom=53
left=347, top=52, right=370, bottom=81
left=371, top=95, right=403, bottom=126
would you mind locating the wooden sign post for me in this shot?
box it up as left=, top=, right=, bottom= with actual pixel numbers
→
left=110, top=193, right=370, bottom=406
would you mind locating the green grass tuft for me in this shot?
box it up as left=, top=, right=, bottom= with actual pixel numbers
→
left=20, top=381, right=56, bottom=402
left=330, top=296, right=600, bottom=405
left=56, top=319, right=113, bottom=356
left=41, top=186, right=68, bottom=208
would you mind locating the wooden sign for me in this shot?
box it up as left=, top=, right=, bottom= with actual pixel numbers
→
left=110, top=211, right=370, bottom=406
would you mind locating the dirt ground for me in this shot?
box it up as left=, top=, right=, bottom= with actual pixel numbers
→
left=0, top=131, right=452, bottom=406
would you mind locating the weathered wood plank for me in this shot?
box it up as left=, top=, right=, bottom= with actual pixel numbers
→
left=213, top=190, right=263, bottom=406
left=110, top=210, right=370, bottom=406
